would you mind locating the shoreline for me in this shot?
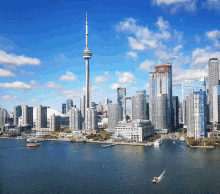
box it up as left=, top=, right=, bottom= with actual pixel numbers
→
left=186, top=141, right=215, bottom=149
left=0, top=137, right=154, bottom=146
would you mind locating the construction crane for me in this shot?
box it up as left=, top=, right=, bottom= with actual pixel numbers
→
left=158, top=56, right=178, bottom=65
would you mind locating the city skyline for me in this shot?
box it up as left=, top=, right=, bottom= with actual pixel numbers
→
left=1, top=0, right=220, bottom=112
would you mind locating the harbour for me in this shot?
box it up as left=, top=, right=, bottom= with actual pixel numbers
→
left=0, top=138, right=220, bottom=194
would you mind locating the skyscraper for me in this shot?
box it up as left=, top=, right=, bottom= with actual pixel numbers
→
left=213, top=85, right=220, bottom=122
left=172, top=96, right=179, bottom=130
left=187, top=89, right=207, bottom=139
left=83, top=12, right=92, bottom=109
left=85, top=108, right=98, bottom=131
left=68, top=108, right=81, bottom=131
left=208, top=58, right=219, bottom=122
left=62, top=103, right=66, bottom=114
left=131, top=93, right=147, bottom=121
left=50, top=114, right=60, bottom=131
left=14, top=105, right=22, bottom=125
left=21, top=105, right=33, bottom=127
left=182, top=78, right=206, bottom=127
left=117, top=86, right=126, bottom=106
left=108, top=102, right=120, bottom=131
left=66, top=99, right=73, bottom=113
left=0, top=108, right=7, bottom=131
left=149, top=63, right=172, bottom=131
left=102, top=98, right=109, bottom=112
left=36, top=105, right=47, bottom=131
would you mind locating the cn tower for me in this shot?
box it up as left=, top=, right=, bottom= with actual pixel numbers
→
left=83, top=12, right=92, bottom=109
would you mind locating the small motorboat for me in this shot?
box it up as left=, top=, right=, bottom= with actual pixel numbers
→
left=152, top=177, right=158, bottom=183
left=27, top=142, right=40, bottom=147
left=102, top=145, right=108, bottom=148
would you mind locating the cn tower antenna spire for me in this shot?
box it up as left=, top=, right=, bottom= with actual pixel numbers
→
left=86, top=11, right=88, bottom=50
left=83, top=12, right=92, bottom=109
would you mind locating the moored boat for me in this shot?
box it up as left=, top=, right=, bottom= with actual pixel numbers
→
left=27, top=142, right=40, bottom=147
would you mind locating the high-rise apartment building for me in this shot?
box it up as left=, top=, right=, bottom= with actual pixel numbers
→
left=117, top=86, right=126, bottom=106
left=182, top=78, right=206, bottom=127
left=208, top=58, right=219, bottom=122
left=179, top=102, right=183, bottom=124
left=85, top=108, right=98, bottom=131
left=108, top=102, right=120, bottom=131
left=213, top=85, right=220, bottom=122
left=187, top=89, right=207, bottom=139
left=50, top=113, right=60, bottom=131
left=149, top=63, right=172, bottom=131
left=132, top=93, right=147, bottom=121
left=36, top=105, right=47, bottom=131
left=0, top=108, right=7, bottom=131
left=102, top=98, right=109, bottom=112
left=21, top=105, right=33, bottom=127
left=172, top=96, right=179, bottom=130
left=62, top=103, right=66, bottom=114
left=66, top=99, right=73, bottom=113
left=14, top=105, right=22, bottom=125
left=68, top=108, right=81, bottom=131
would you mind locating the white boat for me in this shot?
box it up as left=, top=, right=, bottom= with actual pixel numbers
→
left=152, top=170, right=166, bottom=183
left=27, top=142, right=40, bottom=147
left=180, top=136, right=185, bottom=141
left=154, top=139, right=162, bottom=146
left=152, top=177, right=158, bottom=183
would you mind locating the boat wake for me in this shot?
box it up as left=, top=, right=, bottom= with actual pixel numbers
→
left=157, top=169, right=166, bottom=182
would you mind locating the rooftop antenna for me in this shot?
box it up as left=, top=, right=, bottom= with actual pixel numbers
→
left=158, top=56, right=178, bottom=65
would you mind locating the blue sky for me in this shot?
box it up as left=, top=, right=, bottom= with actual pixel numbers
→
left=1, top=0, right=220, bottom=112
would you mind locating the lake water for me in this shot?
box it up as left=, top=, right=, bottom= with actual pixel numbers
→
left=0, top=139, right=220, bottom=194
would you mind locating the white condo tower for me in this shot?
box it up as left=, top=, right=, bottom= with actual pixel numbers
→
left=83, top=12, right=92, bottom=109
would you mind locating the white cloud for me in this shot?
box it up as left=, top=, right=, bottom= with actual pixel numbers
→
left=191, top=47, right=220, bottom=68
left=46, top=81, right=64, bottom=89
left=0, top=69, right=15, bottom=77
left=94, top=72, right=111, bottom=83
left=202, top=0, right=220, bottom=10
left=195, top=36, right=200, bottom=43
left=20, top=70, right=34, bottom=75
left=0, top=50, right=41, bottom=66
left=156, top=16, right=170, bottom=30
left=154, top=0, right=190, bottom=5
left=31, top=99, right=40, bottom=102
left=139, top=60, right=156, bottom=72
left=206, top=30, right=220, bottom=47
left=116, top=17, right=173, bottom=52
left=59, top=71, right=77, bottom=81
left=173, top=68, right=208, bottom=85
left=127, top=37, right=146, bottom=50
left=31, top=80, right=39, bottom=86
left=116, top=18, right=138, bottom=33
left=110, top=83, right=121, bottom=90
left=141, top=40, right=157, bottom=48
left=206, top=30, right=220, bottom=39
left=173, top=44, right=183, bottom=54
left=3, top=95, right=21, bottom=101
left=126, top=52, right=139, bottom=61
left=144, top=83, right=150, bottom=90
left=152, top=0, right=196, bottom=13
left=55, top=54, right=66, bottom=64
left=116, top=71, right=137, bottom=84
left=62, top=90, right=82, bottom=99
left=0, top=81, right=32, bottom=89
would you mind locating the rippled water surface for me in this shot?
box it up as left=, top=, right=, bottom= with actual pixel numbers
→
left=0, top=139, right=220, bottom=194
